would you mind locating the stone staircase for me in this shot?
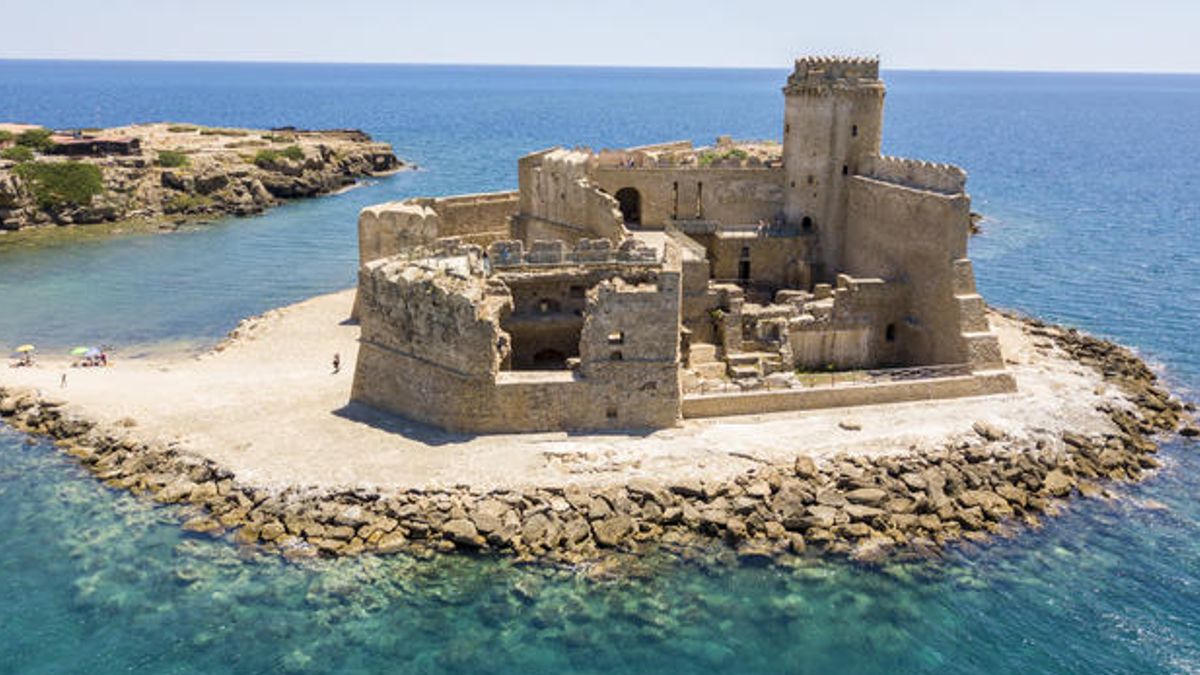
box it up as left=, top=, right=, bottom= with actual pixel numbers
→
left=724, top=351, right=785, bottom=380
left=688, top=343, right=727, bottom=380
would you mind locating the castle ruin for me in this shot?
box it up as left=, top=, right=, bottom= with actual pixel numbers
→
left=350, top=57, right=1016, bottom=433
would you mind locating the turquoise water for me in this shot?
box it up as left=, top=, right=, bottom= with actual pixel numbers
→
left=1, top=62, right=1199, bottom=673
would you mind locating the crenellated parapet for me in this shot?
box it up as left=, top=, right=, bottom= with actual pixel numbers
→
left=783, top=56, right=883, bottom=96
left=857, top=155, right=967, bottom=195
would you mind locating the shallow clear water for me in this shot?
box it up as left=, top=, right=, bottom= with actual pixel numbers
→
left=0, top=62, right=1198, bottom=673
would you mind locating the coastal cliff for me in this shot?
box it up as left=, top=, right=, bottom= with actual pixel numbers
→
left=0, top=123, right=404, bottom=230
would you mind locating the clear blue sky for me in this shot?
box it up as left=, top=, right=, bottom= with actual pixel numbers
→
left=3, top=0, right=1197, bottom=72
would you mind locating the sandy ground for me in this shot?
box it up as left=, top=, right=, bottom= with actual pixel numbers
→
left=1, top=290, right=1118, bottom=492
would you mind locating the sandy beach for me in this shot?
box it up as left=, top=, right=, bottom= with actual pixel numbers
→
left=1, top=289, right=1123, bottom=494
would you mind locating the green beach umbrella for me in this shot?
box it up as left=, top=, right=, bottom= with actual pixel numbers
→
left=70, top=347, right=90, bottom=356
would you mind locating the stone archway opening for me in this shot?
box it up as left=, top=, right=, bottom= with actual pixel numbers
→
left=615, top=187, right=641, bottom=226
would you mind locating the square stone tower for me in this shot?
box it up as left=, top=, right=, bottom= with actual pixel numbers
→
left=782, top=57, right=886, bottom=279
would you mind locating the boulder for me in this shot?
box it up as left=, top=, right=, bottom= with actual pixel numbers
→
left=972, top=421, right=1005, bottom=441
left=844, top=488, right=888, bottom=507
left=794, top=455, right=817, bottom=479
left=591, top=515, right=635, bottom=548
left=442, top=519, right=484, bottom=548
left=1043, top=469, right=1075, bottom=497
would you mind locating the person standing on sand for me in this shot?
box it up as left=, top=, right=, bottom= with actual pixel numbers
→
left=332, top=353, right=340, bottom=374
left=60, top=373, right=67, bottom=388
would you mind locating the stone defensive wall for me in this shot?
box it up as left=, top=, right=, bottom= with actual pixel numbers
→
left=844, top=172, right=976, bottom=367
left=681, top=370, right=1017, bottom=419
left=352, top=243, right=684, bottom=433
left=357, top=191, right=519, bottom=266
left=858, top=155, right=967, bottom=196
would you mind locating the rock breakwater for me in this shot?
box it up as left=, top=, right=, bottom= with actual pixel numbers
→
left=0, top=316, right=1194, bottom=566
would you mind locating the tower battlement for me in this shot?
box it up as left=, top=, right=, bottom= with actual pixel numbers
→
left=784, top=56, right=881, bottom=94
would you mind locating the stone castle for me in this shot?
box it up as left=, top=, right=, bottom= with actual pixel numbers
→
left=350, top=57, right=1015, bottom=433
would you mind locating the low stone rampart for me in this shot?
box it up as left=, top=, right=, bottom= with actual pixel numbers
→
left=681, top=371, right=1016, bottom=418
left=858, top=156, right=967, bottom=195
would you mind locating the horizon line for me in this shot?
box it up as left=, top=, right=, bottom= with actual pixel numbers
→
left=1, top=56, right=1198, bottom=77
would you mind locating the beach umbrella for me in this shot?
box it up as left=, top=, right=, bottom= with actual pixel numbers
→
left=70, top=347, right=90, bottom=356
left=15, top=344, right=35, bottom=353
left=84, top=348, right=102, bottom=358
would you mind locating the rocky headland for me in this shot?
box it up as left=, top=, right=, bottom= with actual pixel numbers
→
left=0, top=301, right=1195, bottom=569
left=0, top=122, right=404, bottom=231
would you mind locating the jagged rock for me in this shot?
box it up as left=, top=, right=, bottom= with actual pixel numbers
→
left=794, top=455, right=818, bottom=478
left=442, top=519, right=484, bottom=548
left=1043, top=469, right=1075, bottom=497
left=735, top=540, right=775, bottom=565
left=592, top=515, right=635, bottom=547
left=972, top=421, right=1005, bottom=441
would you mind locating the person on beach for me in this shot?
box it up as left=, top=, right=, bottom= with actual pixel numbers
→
left=60, top=373, right=67, bottom=388
left=332, top=353, right=341, bottom=374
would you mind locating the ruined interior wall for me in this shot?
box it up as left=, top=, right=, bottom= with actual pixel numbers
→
left=576, top=271, right=683, bottom=429
left=788, top=276, right=906, bottom=369
left=591, top=167, right=785, bottom=228
left=516, top=149, right=626, bottom=244
left=844, top=176, right=971, bottom=366
left=706, top=235, right=814, bottom=289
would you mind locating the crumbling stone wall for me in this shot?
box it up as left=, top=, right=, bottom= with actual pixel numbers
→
left=516, top=148, right=626, bottom=244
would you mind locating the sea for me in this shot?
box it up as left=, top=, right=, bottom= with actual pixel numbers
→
left=0, top=61, right=1198, bottom=674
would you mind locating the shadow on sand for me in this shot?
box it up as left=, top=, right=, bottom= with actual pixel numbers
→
left=332, top=400, right=659, bottom=447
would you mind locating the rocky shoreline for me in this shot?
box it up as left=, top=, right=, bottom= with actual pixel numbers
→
left=0, top=123, right=404, bottom=231
left=1, top=315, right=1195, bottom=567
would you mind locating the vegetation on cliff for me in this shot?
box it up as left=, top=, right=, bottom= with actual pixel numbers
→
left=13, top=161, right=104, bottom=210
left=0, top=122, right=405, bottom=231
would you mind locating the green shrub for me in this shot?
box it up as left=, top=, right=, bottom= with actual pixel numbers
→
left=0, top=130, right=12, bottom=143
left=16, top=128, right=55, bottom=151
left=199, top=128, right=249, bottom=137
left=253, top=145, right=304, bottom=167
left=156, top=150, right=189, bottom=168
left=167, top=125, right=197, bottom=133
left=13, top=161, right=104, bottom=210
left=1, top=146, right=34, bottom=162
left=165, top=193, right=213, bottom=213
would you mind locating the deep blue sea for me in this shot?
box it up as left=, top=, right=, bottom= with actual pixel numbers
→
left=0, top=61, right=1198, bottom=673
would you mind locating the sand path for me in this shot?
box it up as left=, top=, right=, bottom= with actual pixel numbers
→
left=1, top=290, right=1117, bottom=492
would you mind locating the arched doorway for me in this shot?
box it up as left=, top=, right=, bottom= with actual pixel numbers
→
left=615, top=187, right=641, bottom=226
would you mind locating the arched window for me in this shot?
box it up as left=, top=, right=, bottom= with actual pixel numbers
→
left=801, top=216, right=814, bottom=232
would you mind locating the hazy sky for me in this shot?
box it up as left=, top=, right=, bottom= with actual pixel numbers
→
left=3, top=0, right=1197, bottom=72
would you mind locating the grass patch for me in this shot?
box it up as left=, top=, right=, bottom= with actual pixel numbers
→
left=156, top=149, right=190, bottom=168
left=1, top=146, right=34, bottom=162
left=252, top=145, right=304, bottom=167
left=164, top=193, right=213, bottom=213
left=167, top=125, right=198, bottom=133
left=0, top=130, right=12, bottom=143
left=13, top=161, right=104, bottom=210
left=199, top=128, right=250, bottom=137
left=697, top=147, right=750, bottom=167
left=16, top=128, right=55, bottom=151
